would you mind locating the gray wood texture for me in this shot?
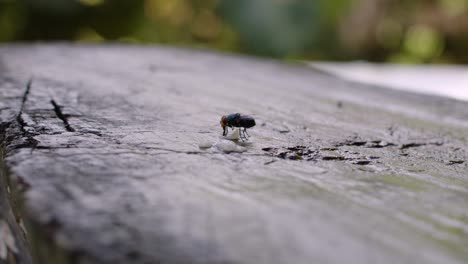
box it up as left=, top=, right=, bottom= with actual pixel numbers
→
left=0, top=44, right=467, bottom=264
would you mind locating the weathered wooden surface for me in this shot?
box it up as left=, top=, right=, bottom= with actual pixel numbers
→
left=0, top=44, right=467, bottom=264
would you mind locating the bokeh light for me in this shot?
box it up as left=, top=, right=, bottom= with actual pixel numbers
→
left=0, top=0, right=467, bottom=63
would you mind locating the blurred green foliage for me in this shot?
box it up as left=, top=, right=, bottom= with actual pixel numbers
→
left=1, top=0, right=467, bottom=63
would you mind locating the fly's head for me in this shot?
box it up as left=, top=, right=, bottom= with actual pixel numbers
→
left=220, top=115, right=228, bottom=136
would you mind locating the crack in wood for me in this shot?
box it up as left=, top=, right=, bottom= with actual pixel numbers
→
left=18, top=79, right=32, bottom=115
left=11, top=79, right=39, bottom=150
left=50, top=99, right=75, bottom=132
left=16, top=79, right=32, bottom=133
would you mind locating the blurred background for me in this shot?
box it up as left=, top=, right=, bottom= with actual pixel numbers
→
left=1, top=0, right=468, bottom=64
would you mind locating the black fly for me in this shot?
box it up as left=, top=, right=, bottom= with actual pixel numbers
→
left=220, top=113, right=256, bottom=141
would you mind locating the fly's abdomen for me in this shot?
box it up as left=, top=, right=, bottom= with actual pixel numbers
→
left=238, top=116, right=256, bottom=128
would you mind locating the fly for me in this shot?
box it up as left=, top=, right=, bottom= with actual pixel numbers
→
left=220, top=113, right=256, bottom=141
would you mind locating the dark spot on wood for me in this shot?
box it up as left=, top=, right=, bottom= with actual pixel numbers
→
left=399, top=143, right=425, bottom=149
left=278, top=152, right=288, bottom=159
left=447, top=160, right=465, bottom=165
left=344, top=141, right=367, bottom=146
left=365, top=141, right=395, bottom=148
left=287, top=146, right=306, bottom=151
left=289, top=154, right=303, bottom=160
left=322, top=156, right=345, bottom=161
left=352, top=160, right=371, bottom=165
left=264, top=160, right=277, bottom=165
left=262, top=147, right=275, bottom=152
left=320, top=147, right=338, bottom=151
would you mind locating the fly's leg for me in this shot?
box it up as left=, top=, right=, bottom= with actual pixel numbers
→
left=239, top=128, right=246, bottom=141
left=244, top=128, right=250, bottom=138
left=239, top=128, right=249, bottom=141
